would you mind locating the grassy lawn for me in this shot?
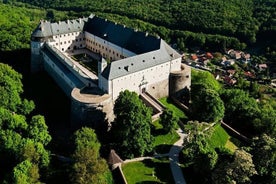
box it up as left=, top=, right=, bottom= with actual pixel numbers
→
left=207, top=124, right=237, bottom=153
left=151, top=120, right=179, bottom=154
left=159, top=97, right=187, bottom=120
left=122, top=158, right=174, bottom=184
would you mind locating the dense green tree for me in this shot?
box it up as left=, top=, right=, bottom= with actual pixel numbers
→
left=191, top=83, right=225, bottom=123
left=182, top=121, right=217, bottom=176
left=0, top=63, right=35, bottom=115
left=159, top=109, right=178, bottom=133
left=212, top=149, right=257, bottom=184
left=110, top=90, right=153, bottom=159
left=250, top=134, right=276, bottom=183
left=20, top=140, right=50, bottom=168
left=253, top=100, right=276, bottom=137
left=73, top=127, right=100, bottom=153
left=191, top=70, right=221, bottom=92
left=27, top=115, right=51, bottom=146
left=0, top=63, right=23, bottom=111
left=191, top=70, right=224, bottom=123
left=220, top=89, right=260, bottom=134
left=12, top=160, right=40, bottom=184
left=71, top=127, right=112, bottom=184
left=0, top=63, right=51, bottom=183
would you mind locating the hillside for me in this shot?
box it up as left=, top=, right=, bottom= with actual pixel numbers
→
left=6, top=0, right=276, bottom=47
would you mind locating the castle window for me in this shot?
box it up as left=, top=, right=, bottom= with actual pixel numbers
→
left=102, top=46, right=104, bottom=49
left=153, top=57, right=155, bottom=59
left=142, top=60, right=145, bottom=62
left=64, top=41, right=66, bottom=44
left=76, top=38, right=78, bottom=42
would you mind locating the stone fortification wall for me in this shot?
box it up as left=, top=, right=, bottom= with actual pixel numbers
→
left=44, top=58, right=75, bottom=97
left=169, top=64, right=191, bottom=98
left=146, top=79, right=169, bottom=99
left=71, top=87, right=114, bottom=129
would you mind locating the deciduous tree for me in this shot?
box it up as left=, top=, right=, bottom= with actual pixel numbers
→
left=191, top=83, right=224, bottom=123
left=212, top=149, right=257, bottom=184
left=220, top=89, right=260, bottom=133
left=70, top=127, right=112, bottom=184
left=111, top=90, right=153, bottom=159
left=250, top=134, right=276, bottom=182
left=12, top=160, right=40, bottom=184
left=159, top=109, right=178, bottom=133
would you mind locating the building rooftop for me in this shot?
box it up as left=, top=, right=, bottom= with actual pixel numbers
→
left=85, top=15, right=161, bottom=55
left=102, top=40, right=181, bottom=80
left=32, top=18, right=88, bottom=38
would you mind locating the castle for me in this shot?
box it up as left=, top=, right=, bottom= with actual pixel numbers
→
left=31, top=14, right=191, bottom=127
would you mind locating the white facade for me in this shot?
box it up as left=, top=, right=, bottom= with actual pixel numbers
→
left=49, top=31, right=86, bottom=52
left=107, top=58, right=181, bottom=100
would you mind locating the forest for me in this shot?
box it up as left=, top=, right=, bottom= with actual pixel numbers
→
left=1, top=0, right=276, bottom=51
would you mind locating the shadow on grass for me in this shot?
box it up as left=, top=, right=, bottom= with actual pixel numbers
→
left=151, top=128, right=168, bottom=136
left=142, top=159, right=174, bottom=184
left=154, top=144, right=172, bottom=154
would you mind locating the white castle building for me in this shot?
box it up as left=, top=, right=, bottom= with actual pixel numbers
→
left=31, top=14, right=190, bottom=127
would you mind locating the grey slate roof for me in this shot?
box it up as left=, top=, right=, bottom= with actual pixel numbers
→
left=51, top=18, right=87, bottom=35
left=32, top=18, right=87, bottom=38
left=102, top=40, right=181, bottom=80
left=85, top=15, right=161, bottom=54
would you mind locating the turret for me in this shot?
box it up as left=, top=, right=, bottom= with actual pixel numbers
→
left=31, top=20, right=51, bottom=73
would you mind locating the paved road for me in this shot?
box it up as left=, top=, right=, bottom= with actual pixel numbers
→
left=169, top=128, right=188, bottom=184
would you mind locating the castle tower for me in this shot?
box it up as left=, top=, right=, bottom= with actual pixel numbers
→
left=169, top=64, right=191, bottom=100
left=30, top=21, right=49, bottom=73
